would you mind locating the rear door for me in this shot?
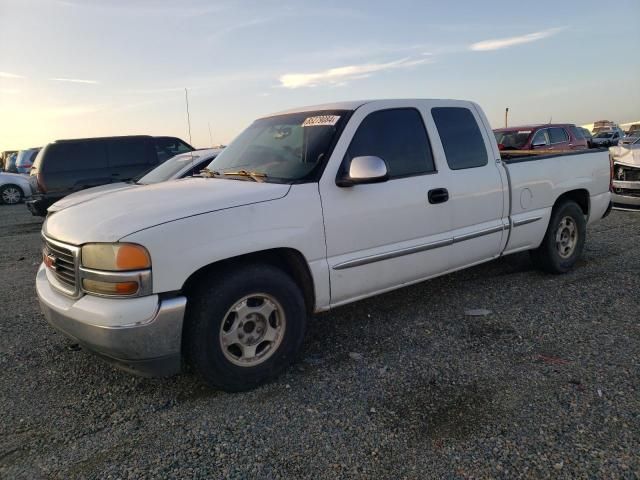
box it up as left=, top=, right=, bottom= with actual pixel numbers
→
left=319, top=101, right=453, bottom=305
left=429, top=104, right=507, bottom=270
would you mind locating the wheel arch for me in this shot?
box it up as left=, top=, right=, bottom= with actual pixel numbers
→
left=181, top=247, right=316, bottom=315
left=553, top=188, right=589, bottom=216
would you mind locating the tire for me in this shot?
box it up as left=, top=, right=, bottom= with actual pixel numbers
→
left=183, top=264, right=307, bottom=392
left=530, top=200, right=586, bottom=274
left=0, top=184, right=23, bottom=205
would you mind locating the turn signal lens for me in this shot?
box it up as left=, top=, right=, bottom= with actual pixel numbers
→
left=82, top=279, right=139, bottom=296
left=82, top=243, right=151, bottom=271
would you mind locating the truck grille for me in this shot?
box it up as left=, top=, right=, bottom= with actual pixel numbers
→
left=42, top=236, right=80, bottom=296
left=615, top=164, right=640, bottom=182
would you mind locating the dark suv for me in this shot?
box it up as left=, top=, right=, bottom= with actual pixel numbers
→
left=27, top=135, right=193, bottom=216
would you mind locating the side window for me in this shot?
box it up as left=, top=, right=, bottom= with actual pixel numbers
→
left=107, top=139, right=153, bottom=167
left=346, top=108, right=435, bottom=178
left=549, top=128, right=569, bottom=144
left=531, top=129, right=549, bottom=146
left=47, top=142, right=108, bottom=172
left=570, top=126, right=583, bottom=139
left=431, top=107, right=488, bottom=170
left=154, top=138, right=193, bottom=163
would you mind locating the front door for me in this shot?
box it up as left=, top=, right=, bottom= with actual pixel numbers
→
left=318, top=102, right=453, bottom=306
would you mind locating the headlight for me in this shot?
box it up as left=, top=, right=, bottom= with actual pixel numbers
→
left=82, top=243, right=151, bottom=271
left=80, top=243, right=152, bottom=297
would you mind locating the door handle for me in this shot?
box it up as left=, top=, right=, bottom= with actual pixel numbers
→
left=428, top=188, right=449, bottom=204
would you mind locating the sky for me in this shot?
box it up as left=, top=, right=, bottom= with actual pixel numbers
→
left=1, top=0, right=639, bottom=151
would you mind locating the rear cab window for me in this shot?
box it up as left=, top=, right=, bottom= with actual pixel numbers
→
left=431, top=107, right=488, bottom=169
left=345, top=108, right=435, bottom=178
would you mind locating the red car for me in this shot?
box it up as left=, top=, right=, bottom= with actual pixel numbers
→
left=494, top=124, right=588, bottom=151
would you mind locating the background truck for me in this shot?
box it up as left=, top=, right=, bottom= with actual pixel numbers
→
left=36, top=99, right=612, bottom=391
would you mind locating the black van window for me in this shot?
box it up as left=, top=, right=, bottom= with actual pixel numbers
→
left=44, top=142, right=107, bottom=172
left=154, top=137, right=193, bottom=163
left=431, top=107, right=488, bottom=170
left=107, top=138, right=153, bottom=167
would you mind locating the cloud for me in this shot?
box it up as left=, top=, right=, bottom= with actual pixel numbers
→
left=50, top=77, right=100, bottom=85
left=280, top=56, right=431, bottom=89
left=0, top=71, right=25, bottom=79
left=0, top=88, right=21, bottom=95
left=470, top=27, right=564, bottom=51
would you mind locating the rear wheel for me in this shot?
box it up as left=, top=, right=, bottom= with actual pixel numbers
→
left=530, top=200, right=586, bottom=274
left=183, top=264, right=307, bottom=391
left=0, top=184, right=23, bottom=204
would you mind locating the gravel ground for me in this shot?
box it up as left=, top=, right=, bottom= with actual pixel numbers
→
left=0, top=204, right=638, bottom=479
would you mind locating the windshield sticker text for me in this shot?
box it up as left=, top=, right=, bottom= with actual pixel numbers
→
left=302, top=115, right=340, bottom=127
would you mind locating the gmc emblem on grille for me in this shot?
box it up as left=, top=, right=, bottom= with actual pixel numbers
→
left=43, top=252, right=57, bottom=271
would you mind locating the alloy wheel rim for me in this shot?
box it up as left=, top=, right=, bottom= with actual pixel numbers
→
left=555, top=216, right=578, bottom=259
left=219, top=293, right=286, bottom=367
left=2, top=187, right=20, bottom=204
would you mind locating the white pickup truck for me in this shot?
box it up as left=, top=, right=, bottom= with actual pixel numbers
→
left=37, top=99, right=612, bottom=391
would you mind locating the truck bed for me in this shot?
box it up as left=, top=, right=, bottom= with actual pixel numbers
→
left=500, top=149, right=611, bottom=255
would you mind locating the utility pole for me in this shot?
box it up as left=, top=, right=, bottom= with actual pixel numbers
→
left=208, top=122, right=213, bottom=147
left=505, top=107, right=509, bottom=128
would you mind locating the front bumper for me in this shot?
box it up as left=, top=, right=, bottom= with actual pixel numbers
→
left=612, top=181, right=640, bottom=210
left=36, top=265, right=186, bottom=377
left=26, top=196, right=56, bottom=217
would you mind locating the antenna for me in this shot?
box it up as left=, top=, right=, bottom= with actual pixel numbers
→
left=185, top=88, right=194, bottom=175
left=504, top=107, right=509, bottom=128
left=184, top=88, right=193, bottom=146
left=208, top=122, right=213, bottom=147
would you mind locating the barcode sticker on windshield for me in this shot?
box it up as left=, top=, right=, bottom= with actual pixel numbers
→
left=302, top=115, right=340, bottom=127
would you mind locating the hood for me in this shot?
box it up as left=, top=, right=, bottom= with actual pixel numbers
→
left=611, top=145, right=640, bottom=167
left=48, top=182, right=135, bottom=213
left=44, top=177, right=291, bottom=244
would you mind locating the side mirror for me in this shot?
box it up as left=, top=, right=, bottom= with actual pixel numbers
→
left=531, top=140, right=546, bottom=149
left=336, top=156, right=389, bottom=187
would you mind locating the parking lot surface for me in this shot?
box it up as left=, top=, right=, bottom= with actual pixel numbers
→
left=1, top=204, right=638, bottom=479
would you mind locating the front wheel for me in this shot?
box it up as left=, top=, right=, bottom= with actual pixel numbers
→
left=530, top=200, right=586, bottom=274
left=0, top=184, right=23, bottom=204
left=183, top=264, right=307, bottom=391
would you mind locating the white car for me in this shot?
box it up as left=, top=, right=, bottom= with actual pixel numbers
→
left=36, top=99, right=612, bottom=391
left=610, top=138, right=640, bottom=210
left=0, top=172, right=33, bottom=205
left=48, top=148, right=222, bottom=214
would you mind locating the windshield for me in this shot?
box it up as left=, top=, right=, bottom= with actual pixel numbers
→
left=138, top=152, right=204, bottom=184
left=595, top=132, right=613, bottom=138
left=494, top=130, right=532, bottom=149
left=206, top=110, right=349, bottom=183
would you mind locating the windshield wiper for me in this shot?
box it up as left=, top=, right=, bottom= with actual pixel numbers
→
left=222, top=170, right=267, bottom=183
left=200, top=168, right=223, bottom=178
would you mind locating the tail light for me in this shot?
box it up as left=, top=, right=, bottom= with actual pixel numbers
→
left=36, top=173, right=47, bottom=193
